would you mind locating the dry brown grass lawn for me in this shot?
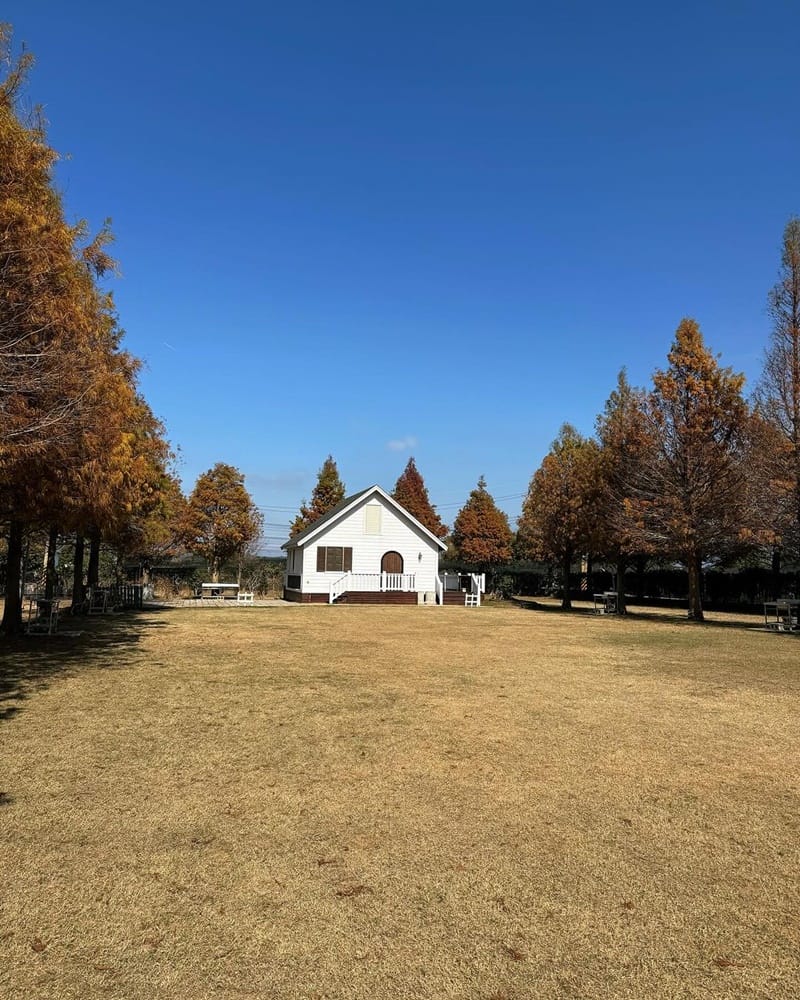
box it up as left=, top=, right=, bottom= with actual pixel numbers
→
left=1, top=603, right=798, bottom=999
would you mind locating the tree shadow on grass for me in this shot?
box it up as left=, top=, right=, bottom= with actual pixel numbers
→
left=0, top=608, right=171, bottom=727
left=511, top=597, right=767, bottom=631
left=623, top=608, right=767, bottom=631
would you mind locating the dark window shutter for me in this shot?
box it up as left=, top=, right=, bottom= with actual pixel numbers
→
left=344, top=547, right=353, bottom=572
left=316, top=547, right=326, bottom=572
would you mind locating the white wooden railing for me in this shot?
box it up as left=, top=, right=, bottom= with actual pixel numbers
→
left=329, top=572, right=417, bottom=603
left=439, top=572, right=486, bottom=606
left=330, top=573, right=350, bottom=603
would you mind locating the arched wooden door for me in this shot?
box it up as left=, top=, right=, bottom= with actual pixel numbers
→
left=381, top=551, right=403, bottom=574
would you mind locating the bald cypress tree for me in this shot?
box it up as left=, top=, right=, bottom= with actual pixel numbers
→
left=518, top=425, right=603, bottom=611
left=452, top=477, right=513, bottom=569
left=392, top=457, right=447, bottom=537
left=752, top=218, right=800, bottom=569
left=628, top=319, right=751, bottom=621
left=180, top=464, right=263, bottom=582
left=594, top=371, right=650, bottom=613
left=0, top=27, right=129, bottom=632
left=290, top=455, right=346, bottom=536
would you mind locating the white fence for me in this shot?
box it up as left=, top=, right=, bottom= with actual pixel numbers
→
left=330, top=572, right=417, bottom=603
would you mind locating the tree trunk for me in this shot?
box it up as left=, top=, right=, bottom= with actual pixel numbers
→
left=635, top=555, right=646, bottom=600
left=771, top=545, right=782, bottom=600
left=71, top=535, right=86, bottom=613
left=210, top=557, right=220, bottom=584
left=615, top=554, right=627, bottom=614
left=44, top=525, right=59, bottom=601
left=561, top=550, right=572, bottom=610
left=87, top=529, right=101, bottom=589
left=686, top=552, right=704, bottom=621
left=1, top=521, right=25, bottom=635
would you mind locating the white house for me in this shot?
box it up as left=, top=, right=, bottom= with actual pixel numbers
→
left=282, top=485, right=448, bottom=604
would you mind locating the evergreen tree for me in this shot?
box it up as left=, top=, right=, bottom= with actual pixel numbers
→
left=290, top=455, right=345, bottom=536
left=452, top=477, right=513, bottom=568
left=392, top=457, right=447, bottom=537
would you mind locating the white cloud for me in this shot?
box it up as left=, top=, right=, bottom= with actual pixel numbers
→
left=386, top=435, right=418, bottom=452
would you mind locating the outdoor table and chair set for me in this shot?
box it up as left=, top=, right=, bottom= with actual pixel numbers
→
left=593, top=590, right=800, bottom=633
left=593, top=590, right=619, bottom=615
left=763, top=598, right=800, bottom=633
left=23, top=585, right=118, bottom=635
left=197, top=583, right=254, bottom=604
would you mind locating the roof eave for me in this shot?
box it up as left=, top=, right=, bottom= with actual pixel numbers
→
left=282, top=484, right=448, bottom=551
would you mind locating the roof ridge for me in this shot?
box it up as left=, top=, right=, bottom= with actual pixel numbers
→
left=282, top=484, right=446, bottom=551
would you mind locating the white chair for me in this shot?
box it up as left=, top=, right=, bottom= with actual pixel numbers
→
left=25, top=598, right=60, bottom=635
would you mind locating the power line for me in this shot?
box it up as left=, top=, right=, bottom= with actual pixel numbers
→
left=436, top=492, right=526, bottom=509
left=256, top=493, right=527, bottom=514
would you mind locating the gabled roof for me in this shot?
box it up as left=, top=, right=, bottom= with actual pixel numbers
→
left=282, top=484, right=448, bottom=551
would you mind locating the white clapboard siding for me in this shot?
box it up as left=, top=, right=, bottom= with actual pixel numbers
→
left=297, top=496, right=440, bottom=594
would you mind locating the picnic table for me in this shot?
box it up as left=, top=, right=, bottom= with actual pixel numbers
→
left=763, top=599, right=800, bottom=632
left=593, top=591, right=618, bottom=615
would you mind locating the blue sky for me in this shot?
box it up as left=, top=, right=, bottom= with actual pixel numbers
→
left=6, top=2, right=798, bottom=552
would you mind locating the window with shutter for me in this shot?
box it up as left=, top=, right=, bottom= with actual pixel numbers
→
left=316, top=547, right=354, bottom=572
